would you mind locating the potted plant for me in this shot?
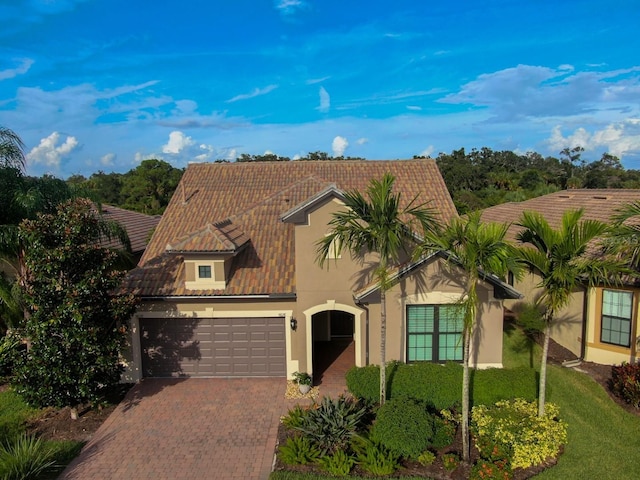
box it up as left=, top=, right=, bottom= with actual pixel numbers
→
left=292, top=371, right=312, bottom=394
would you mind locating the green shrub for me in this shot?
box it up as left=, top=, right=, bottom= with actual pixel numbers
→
left=317, top=449, right=355, bottom=476
left=0, top=390, right=36, bottom=445
left=353, top=437, right=399, bottom=476
left=611, top=362, right=640, bottom=408
left=0, top=434, right=56, bottom=480
left=470, top=459, right=512, bottom=480
left=371, top=397, right=434, bottom=459
left=282, top=404, right=309, bottom=429
left=431, top=414, right=456, bottom=449
left=471, top=398, right=567, bottom=470
left=294, top=396, right=367, bottom=454
left=417, top=450, right=436, bottom=466
left=346, top=363, right=537, bottom=408
left=442, top=452, right=459, bottom=471
left=278, top=435, right=321, bottom=465
left=0, top=335, right=20, bottom=379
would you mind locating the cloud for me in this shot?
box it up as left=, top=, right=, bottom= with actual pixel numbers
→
left=547, top=120, right=640, bottom=159
left=318, top=86, right=330, bottom=113
left=406, top=105, right=422, bottom=111
left=419, top=146, right=435, bottom=158
left=226, top=85, right=278, bottom=103
left=27, top=132, right=79, bottom=167
left=275, top=0, right=306, bottom=15
left=332, top=136, right=348, bottom=156
left=100, top=153, right=116, bottom=166
left=356, top=138, right=369, bottom=145
left=306, top=76, right=330, bottom=85
left=0, top=58, right=34, bottom=81
left=162, top=131, right=195, bottom=154
left=441, top=64, right=640, bottom=122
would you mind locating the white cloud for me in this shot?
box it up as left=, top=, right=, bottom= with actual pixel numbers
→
left=100, top=153, right=116, bottom=166
left=0, top=58, right=34, bottom=81
left=162, top=131, right=195, bottom=154
left=194, top=143, right=215, bottom=162
left=318, top=86, right=330, bottom=113
left=306, top=76, right=330, bottom=85
left=356, top=138, right=369, bottom=145
left=275, top=0, right=306, bottom=15
left=547, top=120, right=640, bottom=159
left=134, top=151, right=160, bottom=163
left=27, top=132, right=79, bottom=167
left=226, top=85, right=278, bottom=103
left=406, top=105, right=422, bottom=111
left=419, top=146, right=435, bottom=158
left=332, top=136, right=348, bottom=156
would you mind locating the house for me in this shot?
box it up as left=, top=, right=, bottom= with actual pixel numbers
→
left=123, top=160, right=520, bottom=382
left=480, top=189, right=640, bottom=365
left=100, top=204, right=162, bottom=266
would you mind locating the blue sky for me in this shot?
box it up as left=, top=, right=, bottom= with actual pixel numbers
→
left=1, top=0, right=639, bottom=178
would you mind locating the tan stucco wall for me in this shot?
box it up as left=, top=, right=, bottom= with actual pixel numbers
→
left=584, top=286, right=639, bottom=365
left=505, top=272, right=584, bottom=357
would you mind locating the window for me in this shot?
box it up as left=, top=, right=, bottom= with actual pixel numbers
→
left=198, top=265, right=212, bottom=279
left=407, top=305, right=464, bottom=362
left=601, top=289, right=633, bottom=348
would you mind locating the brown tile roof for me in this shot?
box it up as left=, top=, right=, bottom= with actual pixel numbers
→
left=127, top=160, right=457, bottom=297
left=480, top=189, right=640, bottom=243
left=100, top=205, right=161, bottom=254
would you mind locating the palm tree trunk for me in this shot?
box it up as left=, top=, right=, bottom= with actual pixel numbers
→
left=462, top=327, right=471, bottom=463
left=380, top=288, right=386, bottom=405
left=538, top=322, right=551, bottom=417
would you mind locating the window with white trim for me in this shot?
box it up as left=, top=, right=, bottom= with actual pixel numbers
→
left=601, top=289, right=633, bottom=348
left=407, top=305, right=464, bottom=362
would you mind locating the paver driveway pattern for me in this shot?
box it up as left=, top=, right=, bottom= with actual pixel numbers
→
left=60, top=378, right=291, bottom=480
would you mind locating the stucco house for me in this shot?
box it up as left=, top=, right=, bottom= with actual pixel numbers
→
left=481, top=189, right=640, bottom=366
left=123, top=160, right=519, bottom=382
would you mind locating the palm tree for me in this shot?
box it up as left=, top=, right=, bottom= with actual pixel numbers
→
left=416, top=211, right=519, bottom=463
left=316, top=173, right=438, bottom=405
left=606, top=201, right=640, bottom=271
left=516, top=209, right=628, bottom=416
left=0, top=126, right=26, bottom=171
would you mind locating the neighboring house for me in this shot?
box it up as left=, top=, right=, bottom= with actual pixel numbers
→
left=481, top=189, right=640, bottom=365
left=100, top=204, right=161, bottom=265
left=123, top=160, right=520, bottom=381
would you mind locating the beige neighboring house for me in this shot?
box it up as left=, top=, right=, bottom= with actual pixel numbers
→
left=481, top=189, right=640, bottom=366
left=123, top=160, right=520, bottom=382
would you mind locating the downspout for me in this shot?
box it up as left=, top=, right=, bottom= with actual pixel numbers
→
left=580, top=286, right=589, bottom=361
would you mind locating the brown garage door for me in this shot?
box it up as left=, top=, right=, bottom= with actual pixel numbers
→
left=140, top=317, right=286, bottom=377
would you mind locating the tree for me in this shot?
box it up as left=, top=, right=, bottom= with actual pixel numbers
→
left=316, top=174, right=438, bottom=405
left=120, top=159, right=183, bottom=214
left=0, top=126, right=26, bottom=171
left=13, top=198, right=137, bottom=417
left=605, top=201, right=640, bottom=271
left=515, top=209, right=628, bottom=416
left=416, top=211, right=519, bottom=463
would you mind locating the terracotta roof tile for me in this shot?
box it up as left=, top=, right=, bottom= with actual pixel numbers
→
left=100, top=204, right=161, bottom=254
left=128, top=159, right=457, bottom=297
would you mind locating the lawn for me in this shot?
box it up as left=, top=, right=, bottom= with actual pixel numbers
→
left=271, top=327, right=640, bottom=479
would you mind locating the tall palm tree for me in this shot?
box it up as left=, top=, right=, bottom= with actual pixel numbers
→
left=516, top=209, right=628, bottom=416
left=606, top=201, right=640, bottom=271
left=416, top=211, right=519, bottom=463
left=0, top=126, right=26, bottom=171
left=316, top=173, right=438, bottom=405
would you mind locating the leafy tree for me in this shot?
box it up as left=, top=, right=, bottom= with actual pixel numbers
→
left=13, top=198, right=137, bottom=417
left=515, top=209, right=628, bottom=416
left=605, top=201, right=640, bottom=271
left=316, top=174, right=438, bottom=405
left=416, top=211, right=519, bottom=463
left=120, top=159, right=183, bottom=214
left=236, top=153, right=291, bottom=162
left=0, top=126, right=25, bottom=171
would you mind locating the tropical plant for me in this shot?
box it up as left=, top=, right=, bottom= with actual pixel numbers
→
left=606, top=201, right=640, bottom=271
left=292, top=371, right=312, bottom=386
left=516, top=209, right=628, bottom=416
left=13, top=198, right=137, bottom=418
left=294, top=396, right=367, bottom=454
left=317, top=449, right=355, bottom=476
left=611, top=362, right=640, bottom=408
left=316, top=173, right=438, bottom=404
left=278, top=435, right=321, bottom=466
left=415, top=211, right=520, bottom=462
left=0, top=434, right=55, bottom=480
left=352, top=436, right=399, bottom=476
left=0, top=127, right=25, bottom=171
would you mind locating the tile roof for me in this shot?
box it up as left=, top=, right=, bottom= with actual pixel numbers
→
left=127, top=160, right=457, bottom=297
left=100, top=204, right=161, bottom=254
left=479, top=189, right=640, bottom=243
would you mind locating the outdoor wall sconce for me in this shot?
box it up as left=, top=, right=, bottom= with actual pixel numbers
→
left=290, top=317, right=297, bottom=331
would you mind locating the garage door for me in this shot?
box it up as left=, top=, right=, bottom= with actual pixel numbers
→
left=140, top=317, right=286, bottom=377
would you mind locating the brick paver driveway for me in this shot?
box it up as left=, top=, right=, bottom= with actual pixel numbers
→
left=60, top=378, right=290, bottom=480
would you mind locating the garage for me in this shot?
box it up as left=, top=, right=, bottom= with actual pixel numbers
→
left=139, top=317, right=286, bottom=377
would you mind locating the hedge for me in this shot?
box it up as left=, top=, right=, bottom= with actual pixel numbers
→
left=345, top=362, right=537, bottom=409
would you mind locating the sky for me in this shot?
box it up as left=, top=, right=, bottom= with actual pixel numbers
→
left=1, top=0, right=639, bottom=178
